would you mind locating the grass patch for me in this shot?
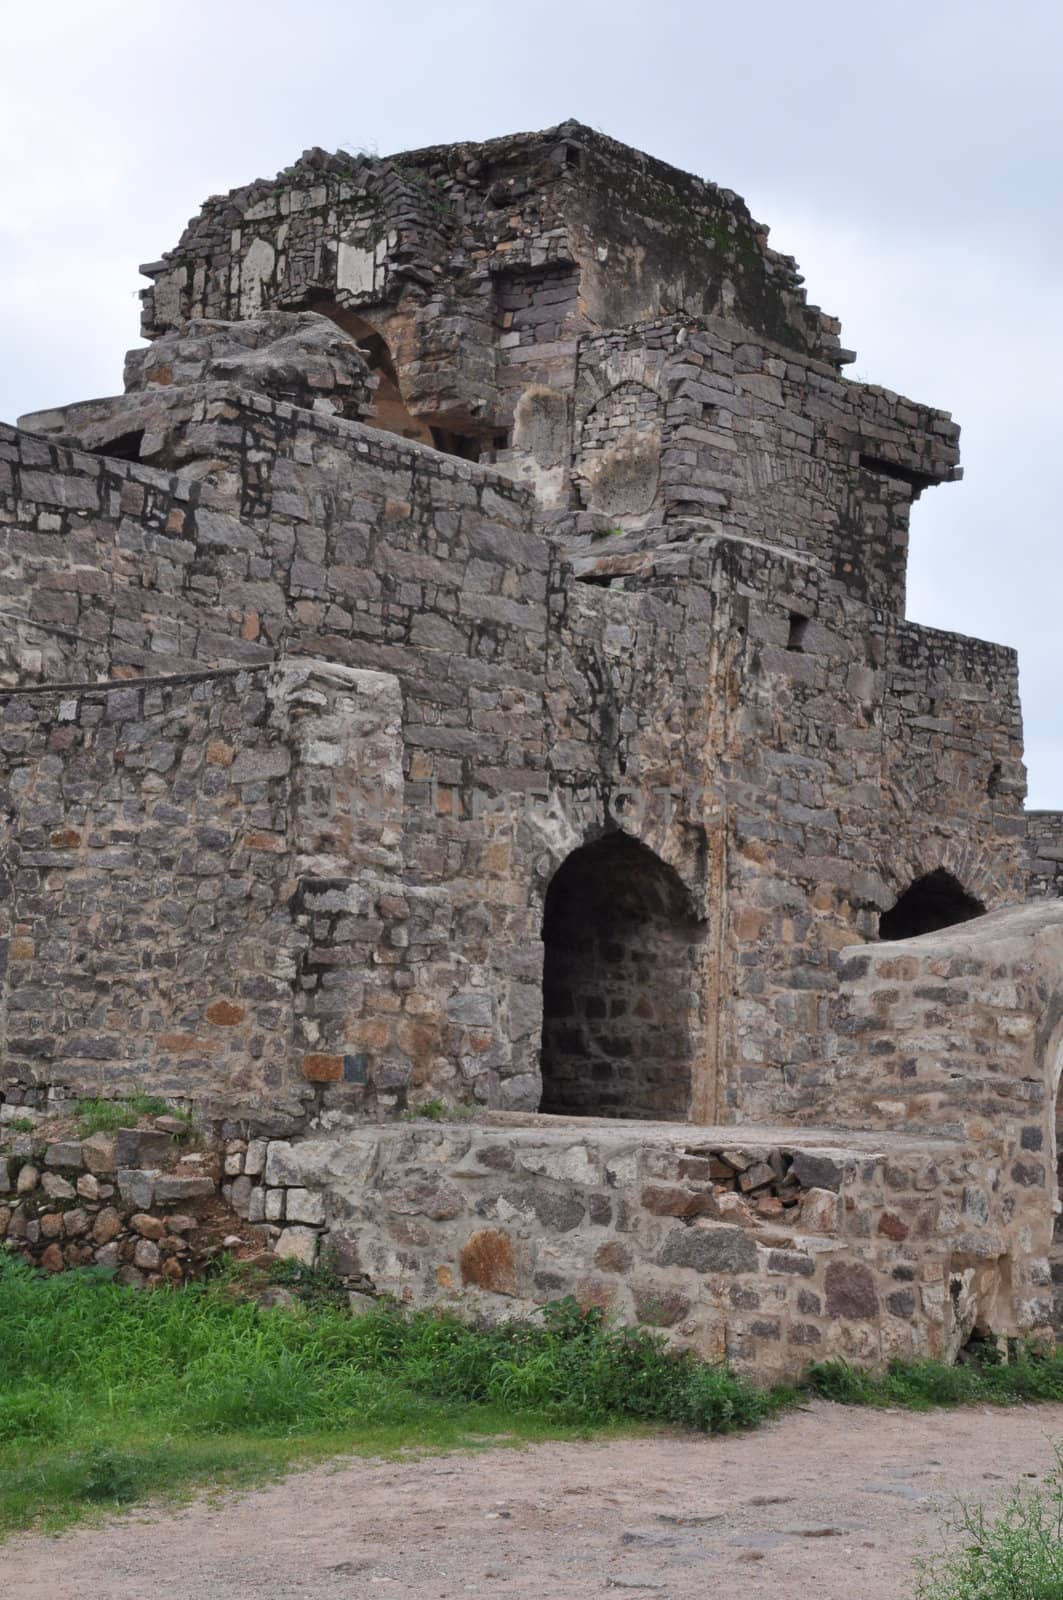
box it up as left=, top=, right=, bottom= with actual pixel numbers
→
left=401, top=1099, right=478, bottom=1123
left=3, top=1255, right=1062, bottom=1545
left=805, top=1342, right=1063, bottom=1409
left=0, top=1257, right=784, bottom=1538
left=72, top=1095, right=187, bottom=1138
left=4, top=1117, right=35, bottom=1135
left=916, top=1450, right=1063, bottom=1599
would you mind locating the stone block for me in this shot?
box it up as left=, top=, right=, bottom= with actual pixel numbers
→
left=460, top=1228, right=517, bottom=1295
left=790, top=1152, right=846, bottom=1192
left=154, top=1175, right=214, bottom=1202
left=264, top=1141, right=300, bottom=1185
left=131, top=1213, right=165, bottom=1240
left=92, top=1207, right=122, bottom=1245
left=658, top=1225, right=757, bottom=1275
left=273, top=1226, right=319, bottom=1266
left=824, top=1260, right=878, bottom=1320
left=640, top=1185, right=715, bottom=1219
left=81, top=1134, right=118, bottom=1175
left=796, top=1188, right=840, bottom=1234
left=117, top=1168, right=159, bottom=1209
left=286, top=1188, right=325, bottom=1225
left=41, top=1172, right=76, bottom=1201
left=116, top=1128, right=172, bottom=1168
left=44, top=1141, right=83, bottom=1171
left=244, top=1139, right=268, bottom=1177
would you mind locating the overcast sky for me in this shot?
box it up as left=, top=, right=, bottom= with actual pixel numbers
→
left=3, top=1, right=1060, bottom=800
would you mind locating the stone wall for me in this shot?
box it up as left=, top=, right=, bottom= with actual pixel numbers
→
left=0, top=1115, right=259, bottom=1284
left=1027, top=811, right=1063, bottom=898
left=567, top=317, right=960, bottom=612
left=231, top=1116, right=1029, bottom=1380
left=549, top=536, right=1027, bottom=1124
left=0, top=658, right=472, bottom=1117
left=0, top=667, right=298, bottom=1106
left=136, top=122, right=846, bottom=486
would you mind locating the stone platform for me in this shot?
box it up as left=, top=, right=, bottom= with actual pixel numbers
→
left=247, top=1113, right=1011, bottom=1379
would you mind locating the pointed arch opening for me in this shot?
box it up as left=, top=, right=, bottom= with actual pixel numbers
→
left=539, top=832, right=706, bottom=1121
left=878, top=868, right=986, bottom=942
left=307, top=300, right=435, bottom=446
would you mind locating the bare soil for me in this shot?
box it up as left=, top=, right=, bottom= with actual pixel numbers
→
left=6, top=1400, right=1063, bottom=1599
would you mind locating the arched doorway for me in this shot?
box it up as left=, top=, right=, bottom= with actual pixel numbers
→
left=539, top=833, right=706, bottom=1121
left=879, top=869, right=985, bottom=941
left=307, top=300, right=435, bottom=446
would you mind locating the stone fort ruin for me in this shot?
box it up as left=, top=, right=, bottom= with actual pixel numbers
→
left=3, top=122, right=1063, bottom=1375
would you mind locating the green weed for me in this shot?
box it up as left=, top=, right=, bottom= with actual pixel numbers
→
left=72, top=1095, right=182, bottom=1138
left=916, top=1450, right=1063, bottom=1599
left=805, top=1343, right=1063, bottom=1410
left=402, top=1100, right=478, bottom=1123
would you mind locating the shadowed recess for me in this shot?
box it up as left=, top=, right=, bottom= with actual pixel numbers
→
left=539, top=832, right=705, bottom=1120
left=879, top=868, right=986, bottom=941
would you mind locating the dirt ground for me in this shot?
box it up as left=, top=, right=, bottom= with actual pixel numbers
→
left=6, top=1400, right=1063, bottom=1599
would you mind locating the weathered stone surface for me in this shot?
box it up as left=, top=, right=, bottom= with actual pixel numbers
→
left=273, top=1226, right=319, bottom=1266
left=460, top=1228, right=517, bottom=1295
left=92, top=1207, right=122, bottom=1245
left=80, top=1134, right=118, bottom=1175
left=824, top=1261, right=879, bottom=1320
left=44, top=1142, right=83, bottom=1171
left=285, top=1188, right=326, bottom=1225
left=131, top=1213, right=165, bottom=1240
left=116, top=1168, right=160, bottom=1209
left=640, top=1185, right=715, bottom=1220
left=796, top=1188, right=840, bottom=1235
left=154, top=1175, right=214, bottom=1202
left=116, top=1129, right=171, bottom=1168
left=658, top=1226, right=758, bottom=1276
left=790, top=1153, right=846, bottom=1193
left=41, top=1172, right=75, bottom=1201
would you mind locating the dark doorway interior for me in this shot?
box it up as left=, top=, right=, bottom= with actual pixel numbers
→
left=539, top=833, right=705, bottom=1121
left=879, top=869, right=985, bottom=941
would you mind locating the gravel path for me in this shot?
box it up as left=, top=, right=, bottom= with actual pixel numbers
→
left=6, top=1401, right=1063, bottom=1598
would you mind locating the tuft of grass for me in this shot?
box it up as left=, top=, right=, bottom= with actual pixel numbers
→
left=402, top=1099, right=478, bottom=1123
left=4, top=1117, right=35, bottom=1135
left=72, top=1095, right=182, bottom=1138
left=916, top=1450, right=1063, bottom=1599
left=804, top=1343, right=1063, bottom=1411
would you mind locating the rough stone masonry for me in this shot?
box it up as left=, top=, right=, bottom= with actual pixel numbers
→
left=1, top=121, right=1062, bottom=1376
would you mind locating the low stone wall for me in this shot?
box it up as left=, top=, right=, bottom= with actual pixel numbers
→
left=220, top=1116, right=1028, bottom=1379
left=4, top=1098, right=1050, bottom=1377
left=0, top=1116, right=263, bottom=1283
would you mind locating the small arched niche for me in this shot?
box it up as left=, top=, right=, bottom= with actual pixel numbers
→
left=878, top=868, right=985, bottom=941
left=539, top=832, right=705, bottom=1121
left=308, top=300, right=435, bottom=446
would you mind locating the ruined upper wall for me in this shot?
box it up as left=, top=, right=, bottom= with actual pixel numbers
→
left=141, top=122, right=843, bottom=360
left=135, top=123, right=854, bottom=481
